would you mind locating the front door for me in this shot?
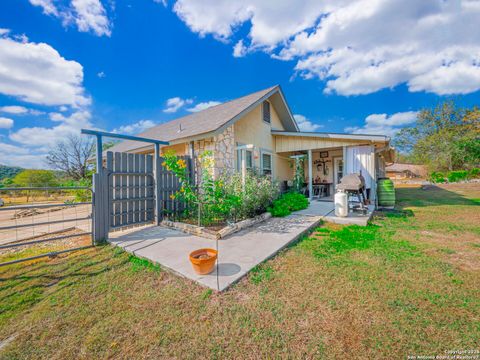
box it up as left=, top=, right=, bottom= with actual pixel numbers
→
left=334, top=157, right=343, bottom=185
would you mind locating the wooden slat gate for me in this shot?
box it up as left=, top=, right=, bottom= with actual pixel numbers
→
left=93, top=151, right=195, bottom=237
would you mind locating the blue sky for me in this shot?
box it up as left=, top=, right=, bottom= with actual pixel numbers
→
left=0, top=0, right=479, bottom=168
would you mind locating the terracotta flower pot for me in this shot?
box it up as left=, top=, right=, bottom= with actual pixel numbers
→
left=189, top=248, right=218, bottom=275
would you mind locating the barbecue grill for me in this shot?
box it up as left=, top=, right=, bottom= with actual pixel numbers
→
left=336, top=173, right=368, bottom=213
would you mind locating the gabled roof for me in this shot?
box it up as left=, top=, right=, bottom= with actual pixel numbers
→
left=109, top=85, right=298, bottom=153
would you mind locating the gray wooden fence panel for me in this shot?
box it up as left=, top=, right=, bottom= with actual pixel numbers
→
left=134, top=154, right=140, bottom=224
left=139, top=154, right=146, bottom=223
left=146, top=155, right=154, bottom=222
left=106, top=152, right=114, bottom=229
left=127, top=153, right=134, bottom=225
left=100, top=151, right=194, bottom=231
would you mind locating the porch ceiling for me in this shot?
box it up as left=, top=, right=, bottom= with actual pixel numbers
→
left=274, top=134, right=386, bottom=153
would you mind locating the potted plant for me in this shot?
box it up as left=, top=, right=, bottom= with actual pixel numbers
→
left=189, top=248, right=218, bottom=275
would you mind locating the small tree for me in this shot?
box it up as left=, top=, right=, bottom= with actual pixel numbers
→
left=13, top=170, right=58, bottom=187
left=13, top=170, right=58, bottom=201
left=394, top=101, right=480, bottom=171
left=46, top=135, right=94, bottom=180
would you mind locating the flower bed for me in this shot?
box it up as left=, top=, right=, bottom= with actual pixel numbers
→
left=161, top=212, right=272, bottom=240
left=161, top=150, right=279, bottom=236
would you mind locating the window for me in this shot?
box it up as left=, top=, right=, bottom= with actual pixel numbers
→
left=262, top=101, right=271, bottom=123
left=262, top=153, right=272, bottom=175
left=236, top=148, right=254, bottom=171
left=245, top=150, right=253, bottom=169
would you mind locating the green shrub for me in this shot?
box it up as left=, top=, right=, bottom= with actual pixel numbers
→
left=447, top=170, right=468, bottom=183
left=222, top=171, right=279, bottom=219
left=430, top=168, right=480, bottom=183
left=468, top=168, right=480, bottom=179
left=429, top=171, right=446, bottom=183
left=268, top=192, right=309, bottom=217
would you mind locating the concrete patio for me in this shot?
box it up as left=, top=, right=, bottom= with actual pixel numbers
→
left=109, top=214, right=322, bottom=291
left=295, top=200, right=374, bottom=226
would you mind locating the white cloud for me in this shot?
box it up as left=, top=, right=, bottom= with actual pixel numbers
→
left=0, top=35, right=89, bottom=107
left=233, top=40, right=248, bottom=58
left=10, top=110, right=93, bottom=148
left=171, top=0, right=480, bottom=96
left=0, top=105, right=44, bottom=116
left=0, top=143, right=48, bottom=168
left=49, top=112, right=67, bottom=122
left=0, top=29, right=10, bottom=36
left=153, top=0, right=168, bottom=6
left=187, top=101, right=221, bottom=112
left=294, top=114, right=323, bottom=132
left=345, top=111, right=418, bottom=137
left=97, top=71, right=106, bottom=78
left=71, top=0, right=112, bottom=37
left=113, top=120, right=156, bottom=134
left=163, top=97, right=193, bottom=113
left=29, top=0, right=59, bottom=15
left=0, top=142, right=29, bottom=154
left=0, top=117, right=14, bottom=129
left=0, top=106, right=28, bottom=114
left=29, top=0, right=111, bottom=37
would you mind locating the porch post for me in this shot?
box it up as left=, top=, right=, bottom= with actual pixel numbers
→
left=307, top=149, right=313, bottom=201
left=241, top=149, right=246, bottom=190
left=154, top=143, right=161, bottom=225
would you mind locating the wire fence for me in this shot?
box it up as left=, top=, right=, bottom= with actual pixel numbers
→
left=0, top=187, right=94, bottom=266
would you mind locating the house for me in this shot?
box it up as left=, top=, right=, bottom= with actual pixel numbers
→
left=109, top=85, right=395, bottom=204
left=386, top=163, right=427, bottom=180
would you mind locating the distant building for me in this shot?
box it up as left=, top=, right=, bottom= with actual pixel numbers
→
left=386, top=163, right=427, bottom=180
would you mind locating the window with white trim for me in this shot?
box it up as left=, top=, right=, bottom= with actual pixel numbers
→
left=236, top=148, right=254, bottom=171
left=262, top=153, right=272, bottom=176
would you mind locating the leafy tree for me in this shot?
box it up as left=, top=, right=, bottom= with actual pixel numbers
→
left=46, top=135, right=94, bottom=180
left=394, top=101, right=480, bottom=171
left=13, top=170, right=58, bottom=187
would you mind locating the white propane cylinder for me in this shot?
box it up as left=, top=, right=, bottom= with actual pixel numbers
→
left=334, top=191, right=348, bottom=217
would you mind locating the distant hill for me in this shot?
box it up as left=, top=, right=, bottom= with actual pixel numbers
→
left=0, top=164, right=23, bottom=181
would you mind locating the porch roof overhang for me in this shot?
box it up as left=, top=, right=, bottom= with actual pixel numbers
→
left=272, top=131, right=390, bottom=153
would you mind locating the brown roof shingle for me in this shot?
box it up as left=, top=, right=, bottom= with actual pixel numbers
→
left=109, top=85, right=279, bottom=153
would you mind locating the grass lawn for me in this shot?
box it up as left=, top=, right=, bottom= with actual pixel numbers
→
left=1, top=183, right=479, bottom=359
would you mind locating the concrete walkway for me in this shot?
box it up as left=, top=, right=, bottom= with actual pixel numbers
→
left=109, top=213, right=322, bottom=291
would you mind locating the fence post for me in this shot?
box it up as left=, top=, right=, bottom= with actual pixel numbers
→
left=93, top=169, right=108, bottom=244
left=154, top=143, right=161, bottom=225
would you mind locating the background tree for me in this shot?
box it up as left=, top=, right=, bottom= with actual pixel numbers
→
left=394, top=101, right=480, bottom=171
left=13, top=170, right=58, bottom=187
left=46, top=135, right=95, bottom=180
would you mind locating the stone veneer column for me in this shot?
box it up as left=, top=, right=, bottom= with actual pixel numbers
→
left=213, top=125, right=235, bottom=178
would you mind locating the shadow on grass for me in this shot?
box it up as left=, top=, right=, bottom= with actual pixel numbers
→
left=395, top=185, right=480, bottom=208
left=0, top=246, right=129, bottom=319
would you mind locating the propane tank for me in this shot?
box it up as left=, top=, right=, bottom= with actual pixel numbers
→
left=334, top=191, right=348, bottom=217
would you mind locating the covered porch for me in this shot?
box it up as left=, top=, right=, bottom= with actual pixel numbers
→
left=273, top=131, right=395, bottom=206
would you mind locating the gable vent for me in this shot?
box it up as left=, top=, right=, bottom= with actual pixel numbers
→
left=263, top=101, right=271, bottom=123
